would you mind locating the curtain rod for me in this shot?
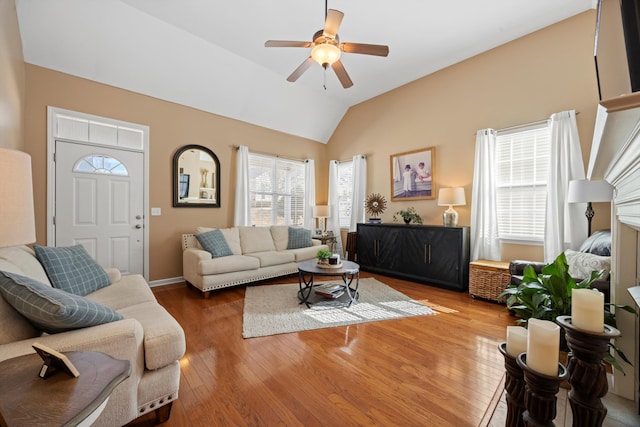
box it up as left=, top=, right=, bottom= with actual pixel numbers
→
left=231, top=145, right=305, bottom=162
left=334, top=154, right=367, bottom=163
left=483, top=111, right=581, bottom=134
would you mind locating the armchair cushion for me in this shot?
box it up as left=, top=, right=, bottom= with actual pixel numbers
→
left=564, top=249, right=611, bottom=281
left=34, top=245, right=110, bottom=296
left=0, top=271, right=123, bottom=334
left=578, top=229, right=611, bottom=256
left=196, top=229, right=233, bottom=258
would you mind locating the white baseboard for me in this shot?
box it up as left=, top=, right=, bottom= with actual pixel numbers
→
left=148, top=276, right=184, bottom=287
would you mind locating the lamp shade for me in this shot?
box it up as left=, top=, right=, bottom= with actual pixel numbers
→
left=313, top=205, right=329, bottom=218
left=437, top=187, right=466, bottom=206
left=567, top=179, right=614, bottom=203
left=0, top=148, right=36, bottom=247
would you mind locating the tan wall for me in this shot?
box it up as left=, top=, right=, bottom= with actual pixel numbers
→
left=23, top=65, right=326, bottom=281
left=327, top=11, right=607, bottom=262
left=0, top=0, right=25, bottom=151
left=20, top=10, right=610, bottom=281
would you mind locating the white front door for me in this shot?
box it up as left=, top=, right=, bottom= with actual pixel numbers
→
left=55, top=141, right=144, bottom=275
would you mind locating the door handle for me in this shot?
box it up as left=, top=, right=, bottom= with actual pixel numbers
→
left=135, top=224, right=143, bottom=229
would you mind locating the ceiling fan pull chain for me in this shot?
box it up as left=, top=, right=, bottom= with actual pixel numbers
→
left=323, top=67, right=327, bottom=90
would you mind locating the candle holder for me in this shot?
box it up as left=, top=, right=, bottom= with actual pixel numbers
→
left=498, top=343, right=526, bottom=427
left=516, top=353, right=568, bottom=427
left=556, top=315, right=621, bottom=427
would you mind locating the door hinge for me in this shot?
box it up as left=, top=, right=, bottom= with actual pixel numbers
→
left=52, top=216, right=56, bottom=225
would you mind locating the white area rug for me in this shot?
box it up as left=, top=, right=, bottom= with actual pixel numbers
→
left=242, top=278, right=435, bottom=338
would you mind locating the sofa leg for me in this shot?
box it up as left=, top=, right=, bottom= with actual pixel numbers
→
left=202, top=290, right=211, bottom=298
left=154, top=402, right=173, bottom=424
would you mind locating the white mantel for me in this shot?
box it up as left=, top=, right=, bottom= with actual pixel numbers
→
left=587, top=91, right=640, bottom=403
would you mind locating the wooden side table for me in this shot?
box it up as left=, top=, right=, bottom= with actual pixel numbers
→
left=312, top=234, right=337, bottom=252
left=0, top=350, right=130, bottom=427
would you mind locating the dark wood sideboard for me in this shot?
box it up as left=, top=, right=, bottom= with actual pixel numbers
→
left=356, top=223, right=470, bottom=291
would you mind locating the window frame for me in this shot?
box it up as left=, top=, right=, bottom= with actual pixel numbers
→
left=336, top=160, right=354, bottom=229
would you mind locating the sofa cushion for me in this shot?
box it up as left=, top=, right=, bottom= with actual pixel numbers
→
left=270, top=225, right=290, bottom=251
left=239, top=226, right=276, bottom=254
left=34, top=245, right=110, bottom=296
left=245, top=251, right=296, bottom=267
left=287, top=227, right=313, bottom=249
left=564, top=249, right=611, bottom=281
left=286, top=245, right=327, bottom=262
left=0, top=246, right=52, bottom=285
left=0, top=271, right=123, bottom=334
left=196, top=227, right=242, bottom=255
left=86, top=274, right=157, bottom=311
left=199, top=255, right=260, bottom=275
left=196, top=229, right=233, bottom=258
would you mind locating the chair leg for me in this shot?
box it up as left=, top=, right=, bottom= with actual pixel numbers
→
left=154, top=402, right=173, bottom=424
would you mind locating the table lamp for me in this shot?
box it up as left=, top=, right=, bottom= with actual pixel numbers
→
left=567, top=179, right=614, bottom=236
left=0, top=148, right=36, bottom=247
left=437, top=187, right=466, bottom=227
left=313, top=205, right=329, bottom=235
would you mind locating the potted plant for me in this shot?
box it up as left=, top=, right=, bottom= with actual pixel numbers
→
left=316, top=248, right=332, bottom=264
left=498, top=252, right=636, bottom=373
left=393, top=207, right=423, bottom=224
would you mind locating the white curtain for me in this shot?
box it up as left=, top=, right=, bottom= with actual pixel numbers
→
left=327, top=160, right=343, bottom=255
left=470, top=129, right=501, bottom=261
left=349, top=155, right=367, bottom=231
left=544, top=110, right=586, bottom=263
left=233, top=145, right=251, bottom=226
left=303, top=159, right=316, bottom=230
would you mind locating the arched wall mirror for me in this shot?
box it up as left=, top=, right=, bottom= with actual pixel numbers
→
left=173, top=145, right=220, bottom=208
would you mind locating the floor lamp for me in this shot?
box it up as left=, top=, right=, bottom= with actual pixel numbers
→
left=0, top=148, right=36, bottom=247
left=567, top=179, right=614, bottom=236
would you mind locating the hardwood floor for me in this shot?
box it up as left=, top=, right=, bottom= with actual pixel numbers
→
left=132, top=272, right=514, bottom=426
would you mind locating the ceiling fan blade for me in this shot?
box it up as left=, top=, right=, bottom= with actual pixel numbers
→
left=265, top=40, right=312, bottom=48
left=287, top=57, right=314, bottom=82
left=323, top=9, right=344, bottom=38
left=331, top=60, right=353, bottom=88
left=341, top=43, right=389, bottom=57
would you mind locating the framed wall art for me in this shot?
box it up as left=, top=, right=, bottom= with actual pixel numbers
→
left=390, top=147, right=436, bottom=201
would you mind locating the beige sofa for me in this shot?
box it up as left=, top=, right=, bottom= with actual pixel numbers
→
left=182, top=225, right=328, bottom=297
left=0, top=246, right=186, bottom=426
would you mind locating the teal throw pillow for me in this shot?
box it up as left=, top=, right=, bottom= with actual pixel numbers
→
left=34, top=245, right=110, bottom=296
left=0, top=271, right=123, bottom=334
left=196, top=229, right=233, bottom=258
left=287, top=227, right=312, bottom=249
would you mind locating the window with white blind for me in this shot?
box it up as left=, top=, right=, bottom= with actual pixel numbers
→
left=495, top=123, right=551, bottom=242
left=336, top=161, right=354, bottom=228
left=248, top=153, right=306, bottom=226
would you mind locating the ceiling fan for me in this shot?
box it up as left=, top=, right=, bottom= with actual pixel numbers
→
left=264, top=2, right=389, bottom=89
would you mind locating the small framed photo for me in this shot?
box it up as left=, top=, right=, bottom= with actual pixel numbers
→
left=390, top=147, right=436, bottom=201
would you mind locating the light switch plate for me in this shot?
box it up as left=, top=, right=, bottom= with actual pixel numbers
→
left=151, top=208, right=161, bottom=216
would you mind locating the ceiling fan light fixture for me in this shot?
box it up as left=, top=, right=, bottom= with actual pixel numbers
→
left=311, top=43, right=340, bottom=66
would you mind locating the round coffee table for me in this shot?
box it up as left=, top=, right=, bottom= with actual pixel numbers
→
left=297, top=259, right=360, bottom=308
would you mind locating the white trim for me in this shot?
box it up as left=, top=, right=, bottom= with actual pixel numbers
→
left=47, top=106, right=150, bottom=280
left=148, top=276, right=184, bottom=287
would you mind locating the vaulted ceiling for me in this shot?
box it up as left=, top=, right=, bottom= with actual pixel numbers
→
left=16, top=0, right=596, bottom=143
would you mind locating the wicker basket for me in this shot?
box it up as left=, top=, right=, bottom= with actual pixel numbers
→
left=469, top=260, right=511, bottom=302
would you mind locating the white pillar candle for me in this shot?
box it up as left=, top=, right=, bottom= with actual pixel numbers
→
left=527, top=319, right=560, bottom=376
left=572, top=288, right=605, bottom=333
left=506, top=326, right=528, bottom=357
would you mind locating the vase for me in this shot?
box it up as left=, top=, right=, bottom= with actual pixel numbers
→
left=404, top=218, right=411, bottom=224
